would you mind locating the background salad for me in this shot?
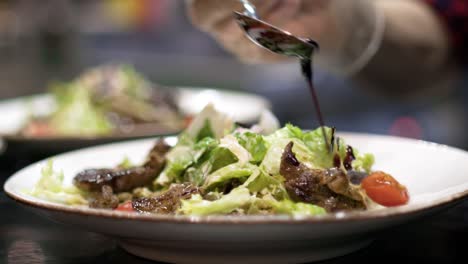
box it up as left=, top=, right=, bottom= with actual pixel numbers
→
left=22, top=64, right=183, bottom=137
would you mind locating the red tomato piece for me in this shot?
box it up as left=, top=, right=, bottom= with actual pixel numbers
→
left=361, top=171, right=409, bottom=207
left=115, top=201, right=134, bottom=212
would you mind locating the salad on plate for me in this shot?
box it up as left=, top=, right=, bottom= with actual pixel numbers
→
left=30, top=104, right=409, bottom=216
left=21, top=64, right=184, bottom=138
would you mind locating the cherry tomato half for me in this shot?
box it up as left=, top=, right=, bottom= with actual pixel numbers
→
left=361, top=171, right=409, bottom=206
left=115, top=201, right=134, bottom=212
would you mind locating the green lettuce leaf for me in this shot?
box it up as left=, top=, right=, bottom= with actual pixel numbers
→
left=196, top=120, right=215, bottom=142
left=155, top=137, right=217, bottom=186
left=264, top=123, right=302, bottom=143
left=50, top=86, right=113, bottom=136
left=179, top=186, right=252, bottom=216
left=301, top=126, right=335, bottom=168
left=235, top=131, right=267, bottom=164
left=219, top=135, right=251, bottom=165
left=333, top=136, right=375, bottom=172
left=264, top=124, right=335, bottom=169
left=247, top=195, right=325, bottom=216
left=30, top=160, right=88, bottom=205
left=184, top=146, right=238, bottom=186
left=260, top=137, right=315, bottom=175
left=269, top=199, right=326, bottom=216
left=203, top=163, right=255, bottom=190
left=260, top=138, right=291, bottom=176
left=243, top=168, right=288, bottom=200
left=352, top=153, right=375, bottom=173
left=120, top=64, right=152, bottom=100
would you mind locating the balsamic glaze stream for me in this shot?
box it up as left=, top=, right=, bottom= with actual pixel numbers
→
left=234, top=11, right=331, bottom=152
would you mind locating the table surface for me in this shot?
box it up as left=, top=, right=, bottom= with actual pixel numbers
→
left=1, top=154, right=467, bottom=264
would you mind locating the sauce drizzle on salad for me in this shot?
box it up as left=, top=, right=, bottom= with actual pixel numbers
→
left=343, top=146, right=356, bottom=170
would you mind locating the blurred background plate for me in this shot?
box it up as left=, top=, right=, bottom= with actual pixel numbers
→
left=0, top=87, right=270, bottom=155
left=176, top=87, right=270, bottom=124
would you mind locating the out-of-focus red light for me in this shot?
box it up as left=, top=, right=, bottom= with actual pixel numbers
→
left=389, top=116, right=423, bottom=139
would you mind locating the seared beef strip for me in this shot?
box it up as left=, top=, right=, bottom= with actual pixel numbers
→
left=145, top=138, right=171, bottom=168
left=74, top=139, right=170, bottom=192
left=280, top=142, right=365, bottom=212
left=132, top=183, right=200, bottom=214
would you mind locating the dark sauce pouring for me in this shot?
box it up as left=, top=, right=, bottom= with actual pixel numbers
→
left=233, top=11, right=331, bottom=152
left=300, top=50, right=332, bottom=153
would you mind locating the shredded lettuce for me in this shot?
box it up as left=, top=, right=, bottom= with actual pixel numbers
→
left=242, top=168, right=287, bottom=200
left=265, top=123, right=304, bottom=142
left=301, top=126, right=335, bottom=168
left=155, top=137, right=217, bottom=186
left=184, top=146, right=238, bottom=186
left=154, top=104, right=235, bottom=187
left=235, top=131, right=267, bottom=164
left=263, top=124, right=375, bottom=172
left=353, top=153, right=375, bottom=173
left=75, top=64, right=152, bottom=101
left=30, top=160, right=88, bottom=205
left=49, top=86, right=113, bottom=136
left=300, top=126, right=335, bottom=167
left=268, top=199, right=326, bottom=216
left=246, top=194, right=326, bottom=216
left=196, top=120, right=215, bottom=142
left=219, top=135, right=251, bottom=165
left=259, top=138, right=290, bottom=176
left=203, top=163, right=255, bottom=190
left=180, top=185, right=325, bottom=217
left=263, top=125, right=335, bottom=170
left=204, top=146, right=239, bottom=172
left=120, top=64, right=152, bottom=100
left=333, top=135, right=375, bottom=172
left=180, top=186, right=253, bottom=216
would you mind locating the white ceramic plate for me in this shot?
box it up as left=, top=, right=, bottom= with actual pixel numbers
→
left=0, top=87, right=270, bottom=154
left=4, top=133, right=468, bottom=264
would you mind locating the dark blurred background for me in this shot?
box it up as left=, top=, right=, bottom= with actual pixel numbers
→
left=0, top=0, right=467, bottom=149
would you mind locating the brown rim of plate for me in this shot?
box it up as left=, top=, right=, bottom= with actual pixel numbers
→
left=4, top=184, right=468, bottom=225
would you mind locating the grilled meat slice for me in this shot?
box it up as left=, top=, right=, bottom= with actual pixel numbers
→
left=280, top=142, right=365, bottom=212
left=74, top=139, right=170, bottom=192
left=74, top=167, right=147, bottom=193
left=144, top=138, right=171, bottom=168
left=132, top=183, right=200, bottom=214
